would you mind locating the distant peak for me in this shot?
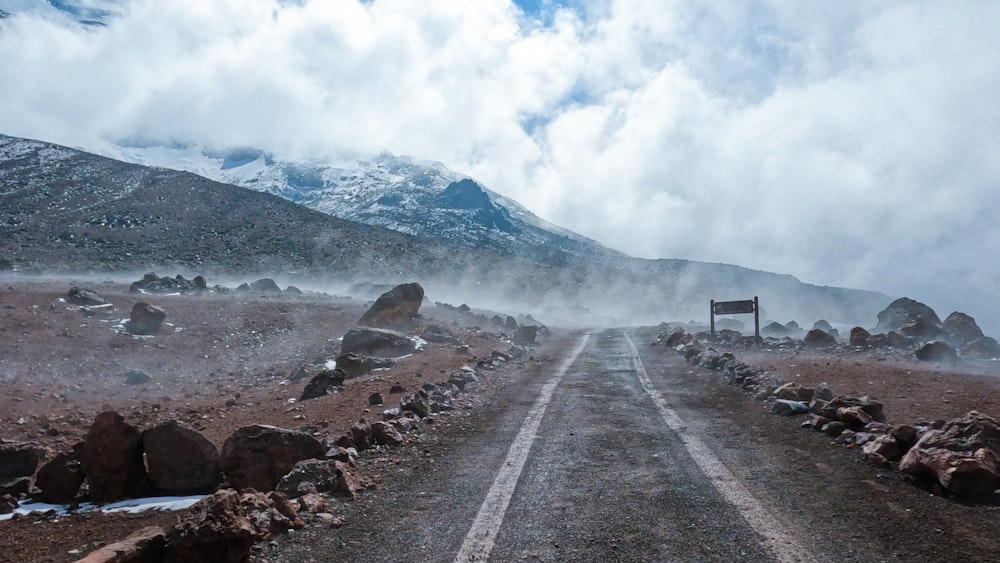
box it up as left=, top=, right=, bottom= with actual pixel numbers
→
left=436, top=179, right=491, bottom=210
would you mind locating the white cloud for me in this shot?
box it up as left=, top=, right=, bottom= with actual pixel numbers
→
left=2, top=0, right=1000, bottom=330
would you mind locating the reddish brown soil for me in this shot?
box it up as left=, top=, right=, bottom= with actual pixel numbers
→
left=0, top=274, right=530, bottom=563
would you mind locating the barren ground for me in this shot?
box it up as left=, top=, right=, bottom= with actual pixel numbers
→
left=2, top=274, right=1000, bottom=562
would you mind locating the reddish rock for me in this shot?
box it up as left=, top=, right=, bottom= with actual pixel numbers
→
left=77, top=525, right=165, bottom=563
left=163, top=489, right=260, bottom=563
left=267, top=491, right=299, bottom=523
left=863, top=434, right=902, bottom=461
left=36, top=445, right=86, bottom=504
left=350, top=420, right=373, bottom=451
left=358, top=283, right=424, bottom=327
left=143, top=420, right=221, bottom=495
left=82, top=411, right=147, bottom=502
left=332, top=461, right=369, bottom=499
left=371, top=421, right=405, bottom=446
left=124, top=302, right=166, bottom=336
left=837, top=406, right=873, bottom=429
left=297, top=492, right=326, bottom=514
left=774, top=382, right=814, bottom=402
left=899, top=411, right=1000, bottom=498
left=219, top=425, right=325, bottom=492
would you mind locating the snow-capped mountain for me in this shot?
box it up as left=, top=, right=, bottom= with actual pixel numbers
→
left=105, top=142, right=621, bottom=266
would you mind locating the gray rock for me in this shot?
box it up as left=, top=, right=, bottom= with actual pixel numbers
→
left=771, top=400, right=809, bottom=416
left=124, top=302, right=166, bottom=336
left=219, top=425, right=325, bottom=492
left=915, top=341, right=958, bottom=362
left=300, top=369, right=345, bottom=401
left=124, top=368, right=152, bottom=385
left=341, top=327, right=416, bottom=358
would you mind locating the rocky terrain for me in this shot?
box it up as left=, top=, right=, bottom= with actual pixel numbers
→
left=0, top=274, right=555, bottom=562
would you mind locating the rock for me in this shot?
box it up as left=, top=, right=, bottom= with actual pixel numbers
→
left=863, top=434, right=903, bottom=461
left=163, top=489, right=260, bottom=563
left=665, top=330, right=687, bottom=347
left=77, top=525, right=165, bottom=563
left=865, top=452, right=890, bottom=468
left=512, top=325, right=538, bottom=346
left=812, top=320, right=833, bottom=332
left=82, top=411, right=147, bottom=502
left=505, top=316, right=518, bottom=330
left=36, top=446, right=86, bottom=504
left=802, top=415, right=832, bottom=430
left=143, top=420, right=221, bottom=495
left=761, top=322, right=791, bottom=337
left=421, top=325, right=462, bottom=345
left=771, top=400, right=809, bottom=416
left=332, top=460, right=369, bottom=498
left=0, top=441, right=41, bottom=483
left=400, top=390, right=430, bottom=418
left=836, top=406, right=874, bottom=428
left=341, top=327, right=416, bottom=358
left=942, top=312, right=984, bottom=347
left=368, top=392, right=385, bottom=406
left=219, top=425, right=325, bottom=492
left=335, top=352, right=394, bottom=379
left=774, top=382, right=814, bottom=402
left=284, top=285, right=303, bottom=295
left=849, top=327, right=871, bottom=347
left=886, top=331, right=909, bottom=349
left=915, top=341, right=958, bottom=363
left=0, top=477, right=29, bottom=497
left=899, top=411, right=1000, bottom=498
left=124, top=302, right=166, bottom=336
left=962, top=336, right=1000, bottom=360
left=248, top=278, right=282, bottom=293
left=350, top=421, right=373, bottom=451
left=66, top=287, right=108, bottom=306
left=876, top=297, right=942, bottom=332
left=358, top=282, right=424, bottom=327
left=0, top=257, right=12, bottom=271
left=823, top=421, right=850, bottom=436
left=890, top=424, right=919, bottom=449
left=299, top=369, right=345, bottom=401
left=813, top=383, right=835, bottom=402
left=803, top=329, right=836, bottom=347
left=900, top=318, right=941, bottom=340
left=275, top=459, right=342, bottom=497
left=298, top=492, right=326, bottom=513
left=124, top=368, right=152, bottom=385
left=267, top=491, right=301, bottom=526
left=325, top=447, right=357, bottom=464
left=0, top=494, right=16, bottom=514
left=448, top=368, right=478, bottom=391
left=371, top=421, right=405, bottom=446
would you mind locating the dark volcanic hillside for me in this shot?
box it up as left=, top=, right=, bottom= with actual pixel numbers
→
left=0, top=134, right=890, bottom=325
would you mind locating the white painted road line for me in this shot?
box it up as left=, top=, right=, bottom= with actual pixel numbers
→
left=624, top=332, right=816, bottom=563
left=454, top=333, right=591, bottom=563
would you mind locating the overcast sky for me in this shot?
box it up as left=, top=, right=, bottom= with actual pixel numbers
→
left=2, top=0, right=999, bottom=331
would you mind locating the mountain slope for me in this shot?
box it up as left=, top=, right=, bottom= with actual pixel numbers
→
left=106, top=142, right=621, bottom=267
left=1, top=134, right=891, bottom=326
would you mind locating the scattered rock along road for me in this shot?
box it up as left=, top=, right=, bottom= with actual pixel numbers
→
left=267, top=329, right=1000, bottom=562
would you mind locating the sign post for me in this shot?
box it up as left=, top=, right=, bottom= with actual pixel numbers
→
left=710, top=296, right=760, bottom=340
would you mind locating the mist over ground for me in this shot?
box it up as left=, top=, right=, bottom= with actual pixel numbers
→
left=1, top=1, right=997, bottom=332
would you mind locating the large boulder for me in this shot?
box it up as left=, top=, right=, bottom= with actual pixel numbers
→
left=875, top=297, right=941, bottom=333
left=849, top=327, right=871, bottom=347
left=358, top=282, right=424, bottom=327
left=915, top=341, right=958, bottom=363
left=248, top=278, right=282, bottom=293
left=341, top=327, right=416, bottom=358
left=761, top=322, right=791, bottom=337
left=803, top=329, right=836, bottom=348
left=962, top=337, right=1000, bottom=360
left=941, top=312, right=984, bottom=347
left=66, top=287, right=108, bottom=307
left=143, top=421, right=221, bottom=495
left=82, top=411, right=147, bottom=502
left=219, top=425, right=325, bottom=492
left=899, top=411, right=1000, bottom=498
left=0, top=441, right=41, bottom=483
left=512, top=325, right=538, bottom=346
left=900, top=318, right=942, bottom=340
left=35, top=445, right=86, bottom=504
left=124, top=302, right=166, bottom=336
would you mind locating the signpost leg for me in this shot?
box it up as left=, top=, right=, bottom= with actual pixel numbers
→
left=710, top=299, right=715, bottom=337
left=753, top=296, right=760, bottom=342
